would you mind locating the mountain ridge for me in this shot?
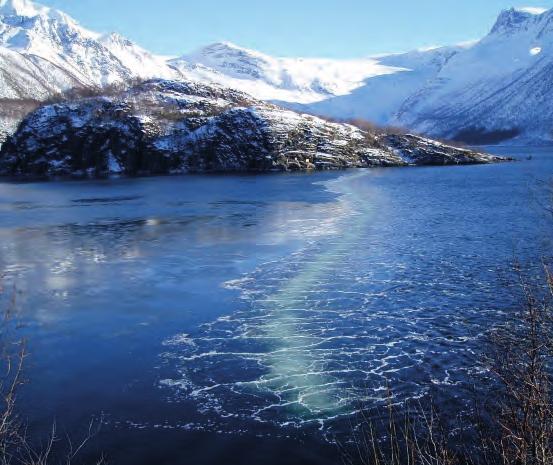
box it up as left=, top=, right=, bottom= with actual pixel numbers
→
left=0, top=0, right=551, bottom=145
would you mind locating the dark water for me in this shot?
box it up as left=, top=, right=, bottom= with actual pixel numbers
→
left=0, top=147, right=552, bottom=464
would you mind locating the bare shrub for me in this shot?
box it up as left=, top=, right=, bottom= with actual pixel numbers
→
left=341, top=261, right=553, bottom=465
left=482, top=263, right=553, bottom=465
left=44, top=78, right=145, bottom=106
left=0, top=279, right=25, bottom=464
left=340, top=394, right=460, bottom=465
left=0, top=281, right=103, bottom=465
left=16, top=420, right=105, bottom=465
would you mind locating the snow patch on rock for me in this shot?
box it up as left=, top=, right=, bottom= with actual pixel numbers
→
left=0, top=79, right=503, bottom=177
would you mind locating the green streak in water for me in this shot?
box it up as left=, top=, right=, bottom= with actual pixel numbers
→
left=258, top=172, right=371, bottom=419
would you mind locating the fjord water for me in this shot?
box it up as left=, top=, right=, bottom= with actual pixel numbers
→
left=0, top=147, right=552, bottom=465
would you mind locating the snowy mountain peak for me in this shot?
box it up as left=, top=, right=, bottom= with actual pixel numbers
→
left=0, top=0, right=178, bottom=102
left=171, top=41, right=405, bottom=105
left=176, top=41, right=277, bottom=85
left=185, top=41, right=271, bottom=68
left=198, top=41, right=264, bottom=56
left=490, top=7, right=546, bottom=34
left=516, top=6, right=548, bottom=15
left=0, top=0, right=75, bottom=24
left=0, top=0, right=98, bottom=44
left=0, top=0, right=49, bottom=17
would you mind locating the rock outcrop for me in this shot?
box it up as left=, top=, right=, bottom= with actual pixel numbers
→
left=0, top=79, right=504, bottom=177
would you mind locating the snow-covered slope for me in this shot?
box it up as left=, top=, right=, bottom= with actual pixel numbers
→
left=293, top=45, right=465, bottom=125
left=0, top=0, right=179, bottom=141
left=300, top=7, right=553, bottom=144
left=169, top=41, right=404, bottom=104
left=0, top=0, right=177, bottom=92
left=0, top=0, right=552, bottom=145
left=98, top=32, right=175, bottom=81
left=174, top=8, right=553, bottom=144
left=391, top=7, right=553, bottom=144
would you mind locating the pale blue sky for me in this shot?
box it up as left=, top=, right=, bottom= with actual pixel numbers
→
left=39, top=0, right=553, bottom=58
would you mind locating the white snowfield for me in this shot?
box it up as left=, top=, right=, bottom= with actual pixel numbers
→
left=170, top=42, right=405, bottom=104
left=0, top=0, right=552, bottom=144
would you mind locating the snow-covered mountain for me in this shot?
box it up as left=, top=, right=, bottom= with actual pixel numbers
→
left=0, top=0, right=552, bottom=145
left=173, top=8, right=553, bottom=144
left=169, top=41, right=403, bottom=104
left=0, top=0, right=177, bottom=138
left=390, top=7, right=553, bottom=144
left=0, top=0, right=175, bottom=91
left=299, top=7, right=553, bottom=144
left=290, top=45, right=466, bottom=126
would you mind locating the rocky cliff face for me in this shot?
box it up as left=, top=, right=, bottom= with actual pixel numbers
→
left=0, top=79, right=502, bottom=177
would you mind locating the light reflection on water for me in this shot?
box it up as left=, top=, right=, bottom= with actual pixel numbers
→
left=0, top=149, right=552, bottom=463
left=159, top=152, right=553, bottom=436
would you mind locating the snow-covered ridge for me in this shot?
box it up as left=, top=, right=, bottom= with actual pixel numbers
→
left=516, top=6, right=548, bottom=15
left=0, top=0, right=552, bottom=145
left=490, top=6, right=547, bottom=34
left=0, top=78, right=502, bottom=177
left=0, top=0, right=53, bottom=19
left=170, top=41, right=404, bottom=104
left=0, top=0, right=178, bottom=94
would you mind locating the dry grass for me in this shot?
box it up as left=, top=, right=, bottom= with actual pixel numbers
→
left=340, top=395, right=461, bottom=465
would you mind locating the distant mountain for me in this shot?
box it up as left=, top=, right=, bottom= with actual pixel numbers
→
left=169, top=41, right=402, bottom=104
left=0, top=0, right=175, bottom=90
left=0, top=0, right=551, bottom=145
left=289, top=46, right=465, bottom=127
left=294, top=7, right=553, bottom=144
left=175, top=8, right=553, bottom=145
left=390, top=7, right=553, bottom=144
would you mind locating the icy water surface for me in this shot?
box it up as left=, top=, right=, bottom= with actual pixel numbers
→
left=0, top=147, right=552, bottom=464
